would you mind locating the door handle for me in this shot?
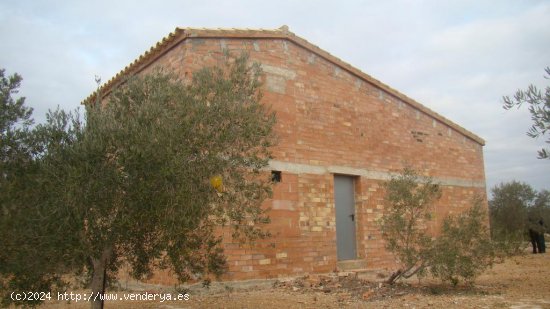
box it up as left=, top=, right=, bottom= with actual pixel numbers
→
left=349, top=214, right=355, bottom=221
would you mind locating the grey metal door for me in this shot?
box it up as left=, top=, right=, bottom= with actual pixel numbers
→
left=334, top=175, right=357, bottom=260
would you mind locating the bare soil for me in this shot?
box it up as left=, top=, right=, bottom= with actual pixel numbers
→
left=42, top=252, right=550, bottom=308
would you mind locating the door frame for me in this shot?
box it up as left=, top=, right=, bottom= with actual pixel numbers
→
left=333, top=174, right=360, bottom=261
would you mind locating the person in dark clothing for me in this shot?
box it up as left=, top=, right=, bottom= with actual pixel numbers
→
left=529, top=227, right=540, bottom=254
left=537, top=219, right=546, bottom=253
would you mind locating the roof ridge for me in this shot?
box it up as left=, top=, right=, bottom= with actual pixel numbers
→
left=82, top=26, right=485, bottom=145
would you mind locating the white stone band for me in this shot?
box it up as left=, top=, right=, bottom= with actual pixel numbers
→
left=267, top=160, right=485, bottom=188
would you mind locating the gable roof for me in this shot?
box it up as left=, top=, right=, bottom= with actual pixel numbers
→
left=82, top=26, right=485, bottom=146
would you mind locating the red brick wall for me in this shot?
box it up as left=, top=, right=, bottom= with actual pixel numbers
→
left=128, top=36, right=487, bottom=283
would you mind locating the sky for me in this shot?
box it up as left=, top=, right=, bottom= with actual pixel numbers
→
left=1, top=0, right=548, bottom=194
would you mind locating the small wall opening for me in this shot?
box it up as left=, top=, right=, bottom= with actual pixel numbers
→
left=271, top=170, right=282, bottom=183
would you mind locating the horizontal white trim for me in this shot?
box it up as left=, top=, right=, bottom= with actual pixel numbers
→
left=267, top=160, right=485, bottom=188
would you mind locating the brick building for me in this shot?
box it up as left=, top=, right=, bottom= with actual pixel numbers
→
left=86, top=26, right=486, bottom=284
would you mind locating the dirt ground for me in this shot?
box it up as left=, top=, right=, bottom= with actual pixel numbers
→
left=42, top=252, right=550, bottom=308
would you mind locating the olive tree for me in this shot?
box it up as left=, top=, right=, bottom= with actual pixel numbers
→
left=489, top=181, right=536, bottom=253
left=1, top=70, right=74, bottom=307
left=503, top=66, right=550, bottom=159
left=380, top=168, right=497, bottom=286
left=379, top=168, right=441, bottom=284
left=1, top=54, right=276, bottom=308
left=430, top=198, right=495, bottom=286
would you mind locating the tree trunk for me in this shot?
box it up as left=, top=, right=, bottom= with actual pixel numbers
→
left=90, top=246, right=113, bottom=309
left=386, top=269, right=402, bottom=285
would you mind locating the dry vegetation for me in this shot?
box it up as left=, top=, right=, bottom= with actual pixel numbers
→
left=41, top=251, right=550, bottom=309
